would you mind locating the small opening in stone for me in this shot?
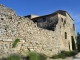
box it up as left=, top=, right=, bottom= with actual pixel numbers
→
left=65, top=32, right=67, bottom=39
left=8, top=16, right=12, bottom=19
left=1, top=18, right=4, bottom=20
left=61, top=18, right=63, bottom=22
left=43, top=18, right=46, bottom=22
left=73, top=24, right=75, bottom=31
left=64, top=20, right=66, bottom=24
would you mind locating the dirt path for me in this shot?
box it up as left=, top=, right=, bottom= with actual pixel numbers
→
left=73, top=53, right=80, bottom=60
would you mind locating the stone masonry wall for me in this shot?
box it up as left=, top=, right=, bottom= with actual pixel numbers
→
left=58, top=13, right=76, bottom=51
left=0, top=5, right=61, bottom=58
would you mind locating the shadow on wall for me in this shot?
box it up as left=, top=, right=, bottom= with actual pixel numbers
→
left=38, top=19, right=58, bottom=31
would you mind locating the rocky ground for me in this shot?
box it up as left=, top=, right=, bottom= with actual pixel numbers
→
left=46, top=52, right=80, bottom=60
left=73, top=52, right=80, bottom=60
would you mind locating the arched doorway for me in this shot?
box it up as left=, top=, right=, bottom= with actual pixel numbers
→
left=71, top=36, right=76, bottom=50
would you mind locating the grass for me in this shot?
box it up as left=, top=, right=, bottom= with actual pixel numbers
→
left=27, top=51, right=47, bottom=60
left=58, top=53, right=66, bottom=59
left=38, top=53, right=47, bottom=60
left=2, top=51, right=77, bottom=60
left=3, top=51, right=46, bottom=60
left=28, top=52, right=39, bottom=60
left=7, top=54, right=21, bottom=60
left=70, top=51, right=78, bottom=56
left=51, top=54, right=59, bottom=59
left=51, top=50, right=78, bottom=59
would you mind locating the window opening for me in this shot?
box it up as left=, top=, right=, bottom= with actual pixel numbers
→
left=65, top=32, right=67, bottom=39
left=43, top=18, right=46, bottom=22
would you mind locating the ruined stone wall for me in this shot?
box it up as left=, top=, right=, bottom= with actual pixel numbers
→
left=35, top=15, right=58, bottom=31
left=0, top=5, right=62, bottom=58
left=0, top=4, right=76, bottom=58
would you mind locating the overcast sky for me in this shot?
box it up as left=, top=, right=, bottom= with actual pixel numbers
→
left=0, top=0, right=80, bottom=33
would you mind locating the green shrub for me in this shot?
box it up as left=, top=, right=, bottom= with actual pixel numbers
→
left=61, top=51, right=71, bottom=57
left=2, top=58, right=7, bottom=60
left=78, top=44, right=80, bottom=51
left=27, top=51, right=47, bottom=60
left=58, top=53, right=66, bottom=59
left=38, top=53, right=47, bottom=60
left=65, top=52, right=71, bottom=57
left=70, top=51, right=77, bottom=56
left=28, top=51, right=39, bottom=60
left=51, top=51, right=77, bottom=59
left=12, top=39, right=20, bottom=48
left=7, top=54, right=21, bottom=60
left=51, top=54, right=59, bottom=59
left=61, top=51, right=77, bottom=57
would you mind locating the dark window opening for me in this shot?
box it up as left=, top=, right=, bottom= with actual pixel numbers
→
left=65, top=32, right=67, bottom=39
left=43, top=18, right=46, bottom=22
left=68, top=41, right=70, bottom=50
left=34, top=20, right=37, bottom=22
left=63, top=20, right=66, bottom=27
left=73, top=24, right=75, bottom=31
left=5, top=28, right=7, bottom=30
left=64, top=20, right=66, bottom=24
left=71, top=36, right=76, bottom=50
left=1, top=18, right=4, bottom=20
left=61, top=18, right=63, bottom=22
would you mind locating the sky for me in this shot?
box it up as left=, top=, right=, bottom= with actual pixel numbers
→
left=0, top=0, right=80, bottom=34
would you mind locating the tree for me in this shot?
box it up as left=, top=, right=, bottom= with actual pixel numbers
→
left=77, top=32, right=80, bottom=51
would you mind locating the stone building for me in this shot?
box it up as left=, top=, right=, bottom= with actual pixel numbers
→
left=0, top=4, right=76, bottom=58
left=26, top=10, right=76, bottom=51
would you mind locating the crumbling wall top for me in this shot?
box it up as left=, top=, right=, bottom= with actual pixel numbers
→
left=0, top=4, right=16, bottom=16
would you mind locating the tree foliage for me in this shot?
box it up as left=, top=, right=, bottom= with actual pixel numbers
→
left=77, top=32, right=80, bottom=45
left=77, top=32, right=80, bottom=51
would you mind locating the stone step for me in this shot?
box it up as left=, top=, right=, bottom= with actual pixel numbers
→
left=73, top=53, right=80, bottom=60
left=75, top=53, right=80, bottom=57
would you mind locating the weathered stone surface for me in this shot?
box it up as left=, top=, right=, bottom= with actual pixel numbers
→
left=0, top=4, right=76, bottom=58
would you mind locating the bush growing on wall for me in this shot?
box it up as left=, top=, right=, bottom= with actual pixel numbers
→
left=12, top=39, right=20, bottom=48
